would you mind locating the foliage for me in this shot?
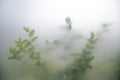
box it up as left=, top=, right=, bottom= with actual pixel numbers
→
left=62, top=32, right=98, bottom=80
left=8, top=17, right=110, bottom=80
left=8, top=27, right=41, bottom=66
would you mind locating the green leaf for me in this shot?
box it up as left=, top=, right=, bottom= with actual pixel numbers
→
left=28, top=46, right=34, bottom=51
left=22, top=39, right=28, bottom=44
left=86, top=43, right=94, bottom=49
left=9, top=47, right=17, bottom=54
left=31, top=36, right=38, bottom=42
left=29, top=29, right=35, bottom=37
left=16, top=41, right=22, bottom=47
left=24, top=41, right=31, bottom=47
left=30, top=52, right=35, bottom=59
left=23, top=27, right=29, bottom=32
left=13, top=54, right=22, bottom=60
left=91, top=32, right=95, bottom=39
left=8, top=56, right=13, bottom=60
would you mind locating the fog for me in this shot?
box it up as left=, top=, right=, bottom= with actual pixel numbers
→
left=0, top=0, right=120, bottom=80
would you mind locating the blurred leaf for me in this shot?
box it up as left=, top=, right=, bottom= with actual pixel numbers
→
left=31, top=36, right=38, bottom=42
left=86, top=43, right=94, bottom=49
left=24, top=41, right=31, bottom=47
left=13, top=54, right=22, bottom=60
left=30, top=52, right=35, bottom=59
left=23, top=27, right=29, bottom=32
left=16, top=41, right=22, bottom=47
left=8, top=56, right=13, bottom=60
left=8, top=54, right=22, bottom=60
left=9, top=47, right=18, bottom=54
left=28, top=46, right=34, bottom=51
left=22, top=39, right=28, bottom=44
left=29, top=29, right=35, bottom=37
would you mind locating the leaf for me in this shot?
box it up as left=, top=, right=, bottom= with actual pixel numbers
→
left=30, top=52, right=35, bottom=59
left=9, top=47, right=17, bottom=54
left=22, top=39, right=28, bottom=44
left=16, top=41, right=22, bottom=47
left=31, top=36, right=38, bottom=42
left=24, top=41, right=31, bottom=47
left=13, top=54, right=22, bottom=60
left=23, top=27, right=29, bottom=32
left=92, top=39, right=98, bottom=43
left=86, top=43, right=94, bottom=49
left=90, top=32, right=95, bottom=39
left=8, top=56, right=13, bottom=60
left=28, top=46, right=34, bottom=51
left=29, top=29, right=35, bottom=37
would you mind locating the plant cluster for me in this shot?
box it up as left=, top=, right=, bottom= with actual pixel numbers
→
left=8, top=17, right=110, bottom=80
left=61, top=32, right=97, bottom=80
left=8, top=27, right=41, bottom=66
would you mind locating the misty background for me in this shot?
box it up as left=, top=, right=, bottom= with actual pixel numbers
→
left=0, top=0, right=120, bottom=80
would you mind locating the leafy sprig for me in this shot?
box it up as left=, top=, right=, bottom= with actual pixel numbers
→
left=8, top=27, right=41, bottom=66
left=62, top=32, right=98, bottom=80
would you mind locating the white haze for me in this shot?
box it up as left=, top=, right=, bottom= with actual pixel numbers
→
left=0, top=0, right=120, bottom=80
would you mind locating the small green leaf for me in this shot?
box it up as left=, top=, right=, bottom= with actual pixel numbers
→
left=29, top=29, right=35, bottom=37
left=16, top=41, right=22, bottom=47
left=86, top=43, right=94, bottom=49
left=24, top=41, right=31, bottom=47
left=28, top=46, right=34, bottom=51
left=13, top=54, right=22, bottom=60
left=31, top=36, right=38, bottom=42
left=30, top=52, right=35, bottom=59
left=8, top=56, right=13, bottom=60
left=23, top=27, right=29, bottom=32
left=9, top=47, right=17, bottom=54
left=22, top=39, right=28, bottom=44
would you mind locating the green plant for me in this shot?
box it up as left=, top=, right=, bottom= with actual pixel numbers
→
left=8, top=17, right=110, bottom=80
left=8, top=27, right=41, bottom=66
left=61, top=32, right=97, bottom=80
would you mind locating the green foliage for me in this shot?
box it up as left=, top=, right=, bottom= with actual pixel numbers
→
left=8, top=18, right=109, bottom=80
left=8, top=27, right=97, bottom=80
left=8, top=27, right=41, bottom=66
left=62, top=32, right=98, bottom=80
